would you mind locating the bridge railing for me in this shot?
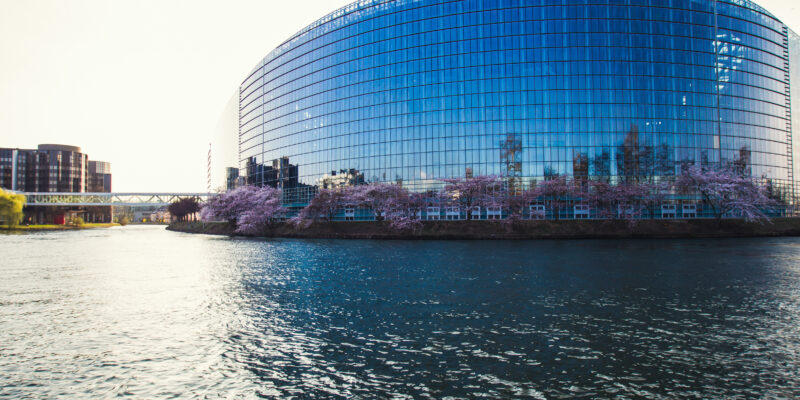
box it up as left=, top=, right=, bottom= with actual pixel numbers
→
left=14, top=192, right=215, bottom=207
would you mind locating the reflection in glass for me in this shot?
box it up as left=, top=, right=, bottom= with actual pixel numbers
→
left=238, top=0, right=798, bottom=204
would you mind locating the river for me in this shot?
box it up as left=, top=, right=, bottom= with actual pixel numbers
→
left=1, top=225, right=799, bottom=398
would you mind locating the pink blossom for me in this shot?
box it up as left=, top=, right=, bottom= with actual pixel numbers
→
left=441, top=175, right=503, bottom=219
left=676, top=165, right=775, bottom=222
left=534, top=175, right=573, bottom=220
left=201, top=185, right=285, bottom=233
left=293, top=188, right=343, bottom=223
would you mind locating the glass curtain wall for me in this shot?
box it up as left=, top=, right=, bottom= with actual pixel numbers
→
left=239, top=0, right=795, bottom=201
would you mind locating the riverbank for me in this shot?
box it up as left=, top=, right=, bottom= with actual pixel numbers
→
left=167, top=218, right=800, bottom=240
left=2, top=223, right=120, bottom=232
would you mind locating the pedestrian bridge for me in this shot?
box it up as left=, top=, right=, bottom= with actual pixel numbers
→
left=15, top=192, right=215, bottom=207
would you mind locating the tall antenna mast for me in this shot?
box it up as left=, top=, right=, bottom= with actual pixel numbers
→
left=207, top=143, right=212, bottom=193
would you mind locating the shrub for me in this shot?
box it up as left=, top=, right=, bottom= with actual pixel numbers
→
left=0, top=189, right=26, bottom=229
left=168, top=197, right=201, bottom=222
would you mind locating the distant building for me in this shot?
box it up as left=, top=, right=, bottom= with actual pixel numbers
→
left=0, top=144, right=90, bottom=192
left=246, top=156, right=300, bottom=190
left=225, top=167, right=240, bottom=191
left=0, top=144, right=112, bottom=193
left=88, top=160, right=112, bottom=193
left=0, top=144, right=112, bottom=223
left=316, top=168, right=365, bottom=190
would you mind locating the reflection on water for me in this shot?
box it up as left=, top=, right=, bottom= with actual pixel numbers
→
left=1, top=226, right=799, bottom=398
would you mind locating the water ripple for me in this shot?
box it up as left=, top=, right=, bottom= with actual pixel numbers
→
left=1, top=227, right=799, bottom=398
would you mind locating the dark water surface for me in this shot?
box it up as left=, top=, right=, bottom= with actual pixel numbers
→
left=1, top=226, right=799, bottom=398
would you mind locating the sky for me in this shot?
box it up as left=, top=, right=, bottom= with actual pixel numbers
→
left=0, top=0, right=798, bottom=192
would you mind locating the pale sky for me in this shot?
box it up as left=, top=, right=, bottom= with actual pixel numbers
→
left=0, top=0, right=797, bottom=192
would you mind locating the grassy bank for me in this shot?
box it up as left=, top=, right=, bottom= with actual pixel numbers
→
left=3, top=223, right=120, bottom=231
left=167, top=218, right=800, bottom=240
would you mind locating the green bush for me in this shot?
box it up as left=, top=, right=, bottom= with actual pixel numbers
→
left=0, top=189, right=26, bottom=229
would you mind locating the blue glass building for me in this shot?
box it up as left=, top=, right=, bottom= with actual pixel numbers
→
left=239, top=0, right=800, bottom=201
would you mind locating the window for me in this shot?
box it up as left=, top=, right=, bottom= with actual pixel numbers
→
left=574, top=204, right=590, bottom=219
left=470, top=206, right=481, bottom=220
left=661, top=202, right=677, bottom=219
left=445, top=206, right=461, bottom=220
left=529, top=204, right=546, bottom=220
left=618, top=204, right=635, bottom=218
left=486, top=206, right=502, bottom=220
left=426, top=206, right=440, bottom=221
left=682, top=202, right=697, bottom=218
left=344, top=207, right=355, bottom=221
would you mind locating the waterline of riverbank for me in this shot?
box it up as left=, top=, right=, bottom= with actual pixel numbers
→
left=168, top=218, right=800, bottom=240
left=2, top=223, right=120, bottom=232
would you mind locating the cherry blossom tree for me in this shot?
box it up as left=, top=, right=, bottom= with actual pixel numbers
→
left=200, top=186, right=285, bottom=233
left=198, top=171, right=778, bottom=234
left=289, top=183, right=424, bottom=231
left=404, top=191, right=428, bottom=221
left=588, top=181, right=655, bottom=221
left=359, top=183, right=410, bottom=221
left=441, top=175, right=503, bottom=219
left=675, top=165, right=775, bottom=222
left=384, top=190, right=427, bottom=231
left=290, top=188, right=343, bottom=226
left=586, top=181, right=617, bottom=219
left=535, top=175, right=572, bottom=220
left=500, top=183, right=543, bottom=222
left=234, top=187, right=286, bottom=235
left=640, top=182, right=669, bottom=219
left=201, top=186, right=260, bottom=223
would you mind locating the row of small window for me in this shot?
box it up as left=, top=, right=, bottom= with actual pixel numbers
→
left=717, top=0, right=785, bottom=32
left=245, top=143, right=789, bottom=176
left=253, top=144, right=789, bottom=171
left=301, top=0, right=781, bottom=43
left=244, top=35, right=786, bottom=108
left=244, top=60, right=787, bottom=121
left=258, top=126, right=786, bottom=158
left=249, top=106, right=789, bottom=143
left=245, top=144, right=789, bottom=165
left=246, top=127, right=760, bottom=160
left=240, top=85, right=787, bottom=136
left=240, top=57, right=786, bottom=116
left=257, top=27, right=784, bottom=94
left=257, top=116, right=787, bottom=147
left=249, top=92, right=790, bottom=138
left=274, top=30, right=783, bottom=91
left=242, top=118, right=790, bottom=158
left=254, top=133, right=790, bottom=156
left=274, top=4, right=782, bottom=86
left=246, top=82, right=789, bottom=134
left=251, top=140, right=786, bottom=164
left=336, top=203, right=706, bottom=221
left=261, top=161, right=791, bottom=185
left=260, top=95, right=790, bottom=129
left=246, top=161, right=789, bottom=186
left=253, top=2, right=783, bottom=86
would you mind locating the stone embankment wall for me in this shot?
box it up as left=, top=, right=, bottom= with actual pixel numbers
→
left=167, top=219, right=800, bottom=240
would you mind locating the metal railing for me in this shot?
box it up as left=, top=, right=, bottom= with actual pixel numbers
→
left=14, top=192, right=214, bottom=207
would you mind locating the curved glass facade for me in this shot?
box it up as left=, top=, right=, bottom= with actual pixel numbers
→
left=239, top=0, right=796, bottom=196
